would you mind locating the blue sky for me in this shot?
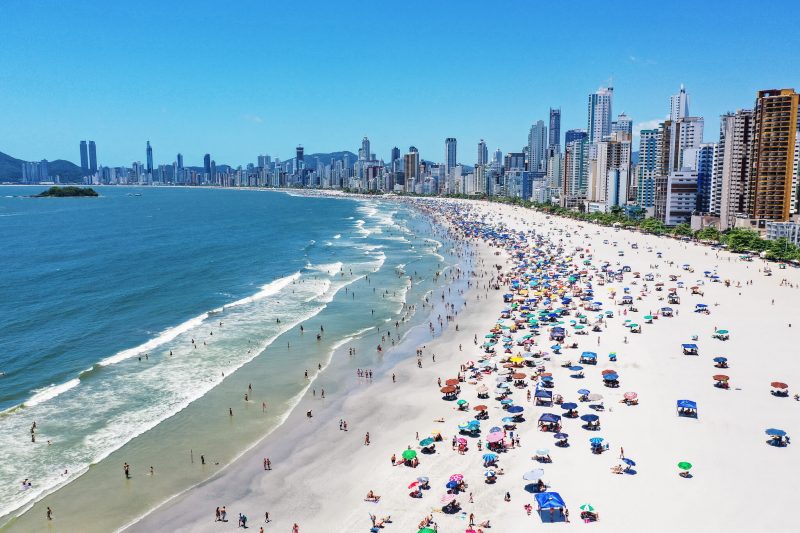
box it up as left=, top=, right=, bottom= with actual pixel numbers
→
left=1, top=0, right=799, bottom=167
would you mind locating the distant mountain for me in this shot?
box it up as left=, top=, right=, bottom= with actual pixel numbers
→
left=0, top=151, right=85, bottom=183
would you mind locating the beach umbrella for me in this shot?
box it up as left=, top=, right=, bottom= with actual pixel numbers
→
left=473, top=405, right=488, bottom=411
left=457, top=438, right=467, bottom=445
left=622, top=458, right=636, bottom=466
left=489, top=426, right=502, bottom=433
left=535, top=448, right=550, bottom=456
left=554, top=432, right=569, bottom=439
left=601, top=369, right=617, bottom=375
left=712, top=375, right=729, bottom=381
left=419, top=438, right=434, bottom=447
left=482, top=453, right=498, bottom=461
left=540, top=376, right=554, bottom=382
left=569, top=366, right=584, bottom=372
left=716, top=329, right=729, bottom=334
left=417, top=476, right=429, bottom=483
left=713, top=357, right=728, bottom=363
left=578, top=389, right=591, bottom=395
left=486, top=432, right=504, bottom=443
left=580, top=504, right=595, bottom=512
left=507, top=405, right=524, bottom=414
left=457, top=399, right=468, bottom=406
left=587, top=393, right=603, bottom=401
left=581, top=414, right=599, bottom=422
left=441, top=494, right=457, bottom=503
left=602, top=374, right=619, bottom=381
left=765, top=428, right=787, bottom=437
left=770, top=382, right=788, bottom=389
left=624, top=392, right=638, bottom=401
left=677, top=461, right=692, bottom=471
left=500, top=399, right=514, bottom=405
left=523, top=468, right=545, bottom=481
left=418, top=529, right=436, bottom=533
left=501, top=417, right=517, bottom=424
left=560, top=402, right=578, bottom=410
left=589, top=437, right=604, bottom=445
left=445, top=378, right=460, bottom=386
left=402, top=449, right=417, bottom=460
left=449, top=473, right=464, bottom=482
left=458, top=423, right=472, bottom=431
left=484, top=470, right=496, bottom=477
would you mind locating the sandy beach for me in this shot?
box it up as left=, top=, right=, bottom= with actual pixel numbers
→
left=17, top=197, right=800, bottom=533
left=120, top=198, right=800, bottom=533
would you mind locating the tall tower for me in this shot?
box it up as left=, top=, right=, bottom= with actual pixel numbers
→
left=748, top=89, right=799, bottom=224
left=477, top=139, right=488, bottom=166
left=361, top=137, right=370, bottom=161
left=177, top=153, right=184, bottom=170
left=296, top=145, right=305, bottom=170
left=527, top=121, right=548, bottom=173
left=404, top=147, right=419, bottom=192
left=79, top=141, right=89, bottom=174
left=204, top=153, right=211, bottom=179
left=391, top=146, right=400, bottom=163
left=587, top=87, right=614, bottom=145
left=548, top=108, right=561, bottom=152
left=445, top=138, right=457, bottom=173
left=88, top=141, right=97, bottom=173
left=670, top=84, right=689, bottom=122
left=146, top=141, right=153, bottom=174
left=612, top=113, right=633, bottom=137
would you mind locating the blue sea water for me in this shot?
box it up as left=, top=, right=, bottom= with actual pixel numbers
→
left=0, top=186, right=448, bottom=519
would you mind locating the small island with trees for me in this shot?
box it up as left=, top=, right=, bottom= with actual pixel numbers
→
left=33, top=186, right=99, bottom=198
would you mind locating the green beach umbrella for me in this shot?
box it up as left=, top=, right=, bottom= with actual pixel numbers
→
left=457, top=399, right=467, bottom=406
left=402, top=449, right=417, bottom=460
left=629, top=323, right=639, bottom=329
left=644, top=315, right=653, bottom=320
left=418, top=529, right=436, bottom=533
left=677, top=461, right=692, bottom=471
left=579, top=503, right=595, bottom=512
left=716, top=329, right=729, bottom=335
left=574, top=325, right=585, bottom=330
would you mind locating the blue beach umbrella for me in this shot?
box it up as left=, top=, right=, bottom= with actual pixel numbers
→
left=553, top=432, right=569, bottom=439
left=603, top=374, right=619, bottom=381
left=489, top=426, right=502, bottom=433
left=581, top=414, right=599, bottom=422
left=589, top=437, right=604, bottom=445
left=501, top=417, right=517, bottom=423
left=482, top=453, right=498, bottom=461
left=419, top=438, right=434, bottom=447
left=766, top=428, right=786, bottom=437
left=713, top=357, right=727, bottom=363
left=500, top=399, right=514, bottom=405
left=569, top=365, right=584, bottom=372
left=578, top=389, right=591, bottom=395
left=560, top=402, right=578, bottom=410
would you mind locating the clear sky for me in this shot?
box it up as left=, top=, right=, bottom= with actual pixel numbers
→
left=2, top=0, right=799, bottom=167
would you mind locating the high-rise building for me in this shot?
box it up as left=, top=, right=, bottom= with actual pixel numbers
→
left=587, top=87, right=614, bottom=145
left=445, top=137, right=457, bottom=173
left=670, top=84, right=690, bottom=121
left=177, top=153, right=184, bottom=170
left=549, top=108, right=561, bottom=152
left=748, top=89, right=799, bottom=225
left=527, top=121, right=548, bottom=173
left=611, top=113, right=633, bottom=137
left=359, top=137, right=370, bottom=161
left=88, top=141, right=97, bottom=173
left=493, top=148, right=503, bottom=165
left=403, top=148, right=419, bottom=192
left=636, top=128, right=661, bottom=208
left=79, top=141, right=89, bottom=174
left=146, top=141, right=153, bottom=174
left=565, top=129, right=588, bottom=147
left=562, top=138, right=589, bottom=207
left=477, top=140, right=488, bottom=166
left=669, top=116, right=704, bottom=172
left=503, top=152, right=525, bottom=172
left=694, top=143, right=716, bottom=213
left=296, top=146, right=304, bottom=171
left=716, top=110, right=754, bottom=229
left=204, top=154, right=212, bottom=180
left=391, top=146, right=400, bottom=163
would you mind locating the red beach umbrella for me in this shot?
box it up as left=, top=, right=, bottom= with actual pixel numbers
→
left=771, top=382, right=788, bottom=389
left=712, top=375, right=729, bottom=381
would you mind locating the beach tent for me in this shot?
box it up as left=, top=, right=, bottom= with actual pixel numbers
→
left=682, top=344, right=699, bottom=355
left=535, top=491, right=566, bottom=510
left=538, top=413, right=561, bottom=424
left=677, top=399, right=697, bottom=417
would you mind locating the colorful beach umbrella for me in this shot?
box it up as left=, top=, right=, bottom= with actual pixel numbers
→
left=419, top=438, right=434, bottom=447
left=580, top=504, right=595, bottom=512
left=522, top=468, right=545, bottom=481
left=770, top=382, right=788, bottom=389
left=402, top=449, right=417, bottom=460
left=677, top=461, right=692, bottom=471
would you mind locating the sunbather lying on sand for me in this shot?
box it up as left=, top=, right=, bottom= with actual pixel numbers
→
left=365, top=490, right=381, bottom=502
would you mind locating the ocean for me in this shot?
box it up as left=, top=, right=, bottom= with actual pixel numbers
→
left=0, top=187, right=454, bottom=528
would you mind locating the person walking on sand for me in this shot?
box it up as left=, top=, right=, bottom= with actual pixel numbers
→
left=364, top=432, right=370, bottom=445
left=619, top=447, right=624, bottom=459
left=292, top=523, right=299, bottom=533
left=46, top=506, right=52, bottom=520
left=123, top=462, right=130, bottom=478
left=215, top=507, right=220, bottom=522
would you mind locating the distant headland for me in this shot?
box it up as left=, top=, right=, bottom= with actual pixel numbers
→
left=33, top=186, right=99, bottom=198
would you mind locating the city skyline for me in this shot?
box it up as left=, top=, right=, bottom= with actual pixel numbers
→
left=2, top=0, right=799, bottom=165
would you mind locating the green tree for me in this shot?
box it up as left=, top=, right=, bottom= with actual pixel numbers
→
left=672, top=223, right=693, bottom=237
left=694, top=226, right=720, bottom=242
left=765, top=238, right=799, bottom=261
left=640, top=217, right=666, bottom=235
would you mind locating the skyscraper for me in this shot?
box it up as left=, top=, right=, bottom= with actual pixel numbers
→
left=669, top=116, right=704, bottom=172
left=670, top=84, right=689, bottom=121
left=549, top=108, right=561, bottom=152
left=360, top=137, right=370, bottom=161
left=716, top=110, right=754, bottom=229
left=611, top=113, right=633, bottom=137
left=146, top=141, right=153, bottom=174
left=88, top=141, right=97, bottom=173
left=177, top=153, right=184, bottom=170
left=391, top=146, right=400, bottom=163
left=79, top=141, right=89, bottom=174
left=527, top=121, right=548, bottom=173
left=296, top=146, right=304, bottom=170
left=204, top=154, right=212, bottom=180
left=445, top=138, right=457, bottom=173
left=493, top=148, right=503, bottom=165
left=477, top=140, right=488, bottom=166
left=636, top=128, right=661, bottom=208
left=587, top=87, right=614, bottom=145
left=404, top=147, right=419, bottom=192
left=565, top=129, right=588, bottom=147
left=748, top=89, right=799, bottom=225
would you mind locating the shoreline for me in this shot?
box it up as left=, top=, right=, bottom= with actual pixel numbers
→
left=0, top=195, right=462, bottom=532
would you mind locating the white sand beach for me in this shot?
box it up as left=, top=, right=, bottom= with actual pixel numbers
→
left=120, top=199, right=800, bottom=532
